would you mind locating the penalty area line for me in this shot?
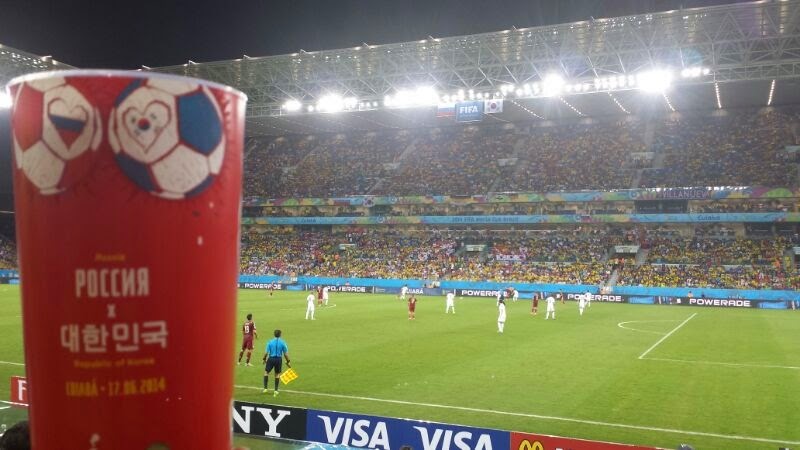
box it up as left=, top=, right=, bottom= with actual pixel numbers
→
left=233, top=384, right=800, bottom=446
left=638, top=313, right=696, bottom=359
left=643, top=357, right=800, bottom=371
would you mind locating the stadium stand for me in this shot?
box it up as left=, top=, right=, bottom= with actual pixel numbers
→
left=242, top=109, right=798, bottom=198
left=639, top=110, right=799, bottom=188
left=501, top=119, right=645, bottom=192
left=0, top=234, right=15, bottom=269
left=374, top=127, right=518, bottom=195
left=238, top=228, right=798, bottom=290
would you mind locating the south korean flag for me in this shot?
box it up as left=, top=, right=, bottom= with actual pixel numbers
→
left=484, top=99, right=504, bottom=114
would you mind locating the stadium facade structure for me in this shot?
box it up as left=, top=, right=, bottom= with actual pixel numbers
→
left=146, top=0, right=800, bottom=136
left=0, top=44, right=72, bottom=86
left=1, top=2, right=800, bottom=135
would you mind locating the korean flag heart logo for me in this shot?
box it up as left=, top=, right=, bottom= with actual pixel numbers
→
left=121, top=101, right=172, bottom=156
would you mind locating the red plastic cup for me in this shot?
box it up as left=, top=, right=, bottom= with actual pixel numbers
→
left=6, top=70, right=246, bottom=449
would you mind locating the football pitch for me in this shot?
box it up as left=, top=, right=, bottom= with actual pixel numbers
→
left=1, top=286, right=799, bottom=450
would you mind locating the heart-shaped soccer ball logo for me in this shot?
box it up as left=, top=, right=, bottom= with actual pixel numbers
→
left=109, top=78, right=225, bottom=199
left=11, top=77, right=102, bottom=195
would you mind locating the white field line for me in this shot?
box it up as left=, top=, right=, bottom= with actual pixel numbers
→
left=0, top=360, right=24, bottom=366
left=0, top=359, right=794, bottom=445
left=0, top=400, right=28, bottom=407
left=638, top=313, right=697, bottom=359
left=617, top=319, right=680, bottom=335
left=0, top=406, right=10, bottom=410
left=644, top=357, right=800, bottom=370
left=234, top=384, right=800, bottom=446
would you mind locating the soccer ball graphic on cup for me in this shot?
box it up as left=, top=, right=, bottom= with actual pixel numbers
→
left=109, top=78, right=225, bottom=199
left=11, top=76, right=102, bottom=195
left=11, top=76, right=226, bottom=199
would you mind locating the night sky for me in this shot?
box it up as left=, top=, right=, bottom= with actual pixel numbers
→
left=0, top=0, right=744, bottom=69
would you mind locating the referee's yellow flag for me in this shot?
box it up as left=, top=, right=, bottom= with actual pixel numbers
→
left=280, top=368, right=299, bottom=385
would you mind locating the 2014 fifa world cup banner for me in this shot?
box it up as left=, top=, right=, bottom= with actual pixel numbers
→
left=243, top=186, right=800, bottom=207
left=511, top=431, right=659, bottom=450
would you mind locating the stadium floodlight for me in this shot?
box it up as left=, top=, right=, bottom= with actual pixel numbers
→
left=343, top=97, right=358, bottom=109
left=0, top=91, right=11, bottom=109
left=542, top=73, right=565, bottom=97
left=282, top=99, right=302, bottom=112
left=317, top=94, right=344, bottom=113
left=681, top=67, right=704, bottom=78
left=637, top=69, right=673, bottom=93
left=414, top=86, right=439, bottom=105
left=387, top=86, right=439, bottom=107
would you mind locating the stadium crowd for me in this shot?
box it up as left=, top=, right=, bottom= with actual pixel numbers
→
left=373, top=127, right=518, bottom=195
left=500, top=120, right=645, bottom=192
left=646, top=237, right=789, bottom=265
left=640, top=110, right=798, bottom=188
left=617, top=264, right=798, bottom=290
left=0, top=234, right=16, bottom=269
left=236, top=228, right=797, bottom=289
left=242, top=109, right=799, bottom=199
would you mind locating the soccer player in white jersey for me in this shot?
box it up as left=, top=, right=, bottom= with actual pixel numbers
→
left=585, top=291, right=592, bottom=308
left=578, top=293, right=586, bottom=316
left=497, top=298, right=507, bottom=333
left=445, top=291, right=456, bottom=314
left=496, top=291, right=503, bottom=306
left=512, top=288, right=519, bottom=302
left=322, top=286, right=330, bottom=306
left=305, top=291, right=316, bottom=320
left=400, top=285, right=408, bottom=301
left=545, top=295, right=556, bottom=320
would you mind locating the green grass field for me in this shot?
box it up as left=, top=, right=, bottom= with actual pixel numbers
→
left=1, top=285, right=799, bottom=450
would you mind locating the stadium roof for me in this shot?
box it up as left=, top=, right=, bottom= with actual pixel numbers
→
left=147, top=0, right=800, bottom=136
left=0, top=44, right=73, bottom=86
left=2, top=3, right=799, bottom=136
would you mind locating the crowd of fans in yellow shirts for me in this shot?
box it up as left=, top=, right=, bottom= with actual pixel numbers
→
left=239, top=229, right=799, bottom=290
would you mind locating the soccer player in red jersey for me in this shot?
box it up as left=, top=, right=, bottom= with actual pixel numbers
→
left=408, top=295, right=417, bottom=320
left=316, top=285, right=324, bottom=306
left=531, top=293, right=539, bottom=316
left=238, top=313, right=258, bottom=366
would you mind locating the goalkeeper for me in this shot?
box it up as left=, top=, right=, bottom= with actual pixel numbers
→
left=262, top=329, right=291, bottom=397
